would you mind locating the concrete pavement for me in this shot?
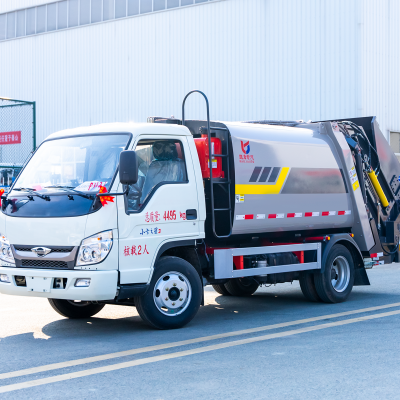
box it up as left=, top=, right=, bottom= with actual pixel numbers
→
left=0, top=264, right=400, bottom=399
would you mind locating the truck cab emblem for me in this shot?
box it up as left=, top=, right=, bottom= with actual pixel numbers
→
left=31, top=247, right=52, bottom=257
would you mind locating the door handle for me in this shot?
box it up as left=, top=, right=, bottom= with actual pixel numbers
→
left=186, top=209, right=197, bottom=220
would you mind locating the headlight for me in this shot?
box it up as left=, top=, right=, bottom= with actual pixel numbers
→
left=0, top=234, right=15, bottom=265
left=76, top=231, right=113, bottom=266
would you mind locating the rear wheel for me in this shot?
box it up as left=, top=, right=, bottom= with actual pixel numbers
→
left=314, top=244, right=355, bottom=303
left=212, top=284, right=231, bottom=296
left=135, top=256, right=202, bottom=329
left=299, top=272, right=321, bottom=302
left=224, top=278, right=259, bottom=296
left=48, top=299, right=105, bottom=318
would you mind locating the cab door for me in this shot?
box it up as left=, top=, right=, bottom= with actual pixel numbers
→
left=117, top=135, right=200, bottom=284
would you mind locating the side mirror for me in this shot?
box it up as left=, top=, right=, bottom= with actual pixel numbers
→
left=119, top=151, right=138, bottom=185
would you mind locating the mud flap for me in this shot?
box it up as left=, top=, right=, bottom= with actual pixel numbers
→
left=354, top=267, right=370, bottom=286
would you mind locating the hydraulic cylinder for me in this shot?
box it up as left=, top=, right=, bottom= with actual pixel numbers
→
left=367, top=170, right=389, bottom=208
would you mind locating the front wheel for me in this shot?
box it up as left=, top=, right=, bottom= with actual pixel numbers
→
left=135, top=256, right=202, bottom=329
left=48, top=299, right=105, bottom=318
left=314, top=244, right=355, bottom=303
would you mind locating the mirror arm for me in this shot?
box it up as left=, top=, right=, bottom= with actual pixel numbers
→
left=97, top=186, right=130, bottom=197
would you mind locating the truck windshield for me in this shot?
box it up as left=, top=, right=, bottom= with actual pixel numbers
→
left=13, top=134, right=130, bottom=193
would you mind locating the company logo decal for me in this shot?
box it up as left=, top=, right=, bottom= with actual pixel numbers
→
left=241, top=141, right=250, bottom=154
left=31, top=247, right=52, bottom=257
left=239, top=141, right=254, bottom=163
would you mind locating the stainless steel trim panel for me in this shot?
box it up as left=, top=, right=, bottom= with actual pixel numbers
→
left=214, top=243, right=321, bottom=279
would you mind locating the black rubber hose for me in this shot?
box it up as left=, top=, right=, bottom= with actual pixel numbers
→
left=344, top=120, right=381, bottom=175
left=382, top=239, right=400, bottom=256
left=355, top=150, right=367, bottom=204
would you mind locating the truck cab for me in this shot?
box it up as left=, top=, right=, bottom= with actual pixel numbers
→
left=0, top=122, right=206, bottom=329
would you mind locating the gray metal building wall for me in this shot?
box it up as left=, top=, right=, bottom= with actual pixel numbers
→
left=0, top=0, right=399, bottom=144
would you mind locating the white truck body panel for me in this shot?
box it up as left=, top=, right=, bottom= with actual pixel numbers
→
left=117, top=134, right=204, bottom=284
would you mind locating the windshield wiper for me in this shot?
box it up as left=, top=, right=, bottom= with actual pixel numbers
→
left=45, top=185, right=93, bottom=199
left=13, top=187, right=50, bottom=201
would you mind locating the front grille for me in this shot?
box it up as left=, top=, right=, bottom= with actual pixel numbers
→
left=14, top=246, right=74, bottom=253
left=21, top=260, right=69, bottom=269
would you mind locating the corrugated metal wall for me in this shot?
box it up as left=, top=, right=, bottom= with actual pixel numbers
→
left=0, top=1, right=50, bottom=14
left=0, top=0, right=399, bottom=143
left=361, top=0, right=400, bottom=140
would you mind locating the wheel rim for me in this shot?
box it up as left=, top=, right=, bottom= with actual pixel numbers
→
left=153, top=271, right=192, bottom=317
left=330, top=255, right=350, bottom=292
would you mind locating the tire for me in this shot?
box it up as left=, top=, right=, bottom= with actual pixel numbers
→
left=299, top=271, right=321, bottom=302
left=314, top=244, right=355, bottom=303
left=48, top=299, right=105, bottom=319
left=212, top=284, right=231, bottom=296
left=134, top=256, right=202, bottom=329
left=224, top=278, right=259, bottom=296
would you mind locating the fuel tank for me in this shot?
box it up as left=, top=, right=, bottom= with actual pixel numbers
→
left=225, top=122, right=354, bottom=235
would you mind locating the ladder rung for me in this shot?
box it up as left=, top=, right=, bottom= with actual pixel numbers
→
left=210, top=127, right=228, bottom=131
left=210, top=154, right=228, bottom=158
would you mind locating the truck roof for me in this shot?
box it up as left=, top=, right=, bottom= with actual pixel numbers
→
left=46, top=120, right=320, bottom=144
left=46, top=122, right=192, bottom=141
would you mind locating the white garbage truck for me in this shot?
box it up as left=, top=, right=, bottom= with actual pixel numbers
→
left=0, top=91, right=399, bottom=329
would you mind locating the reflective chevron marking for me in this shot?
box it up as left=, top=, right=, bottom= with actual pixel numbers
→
left=287, top=213, right=302, bottom=218
left=236, top=215, right=254, bottom=220
left=305, top=212, right=320, bottom=217
left=235, top=211, right=351, bottom=220
left=268, top=214, right=284, bottom=219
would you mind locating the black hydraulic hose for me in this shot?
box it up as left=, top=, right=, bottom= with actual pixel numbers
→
left=344, top=120, right=381, bottom=175
left=382, top=239, right=400, bottom=256
left=339, top=122, right=374, bottom=170
left=354, top=132, right=381, bottom=173
left=355, top=150, right=367, bottom=204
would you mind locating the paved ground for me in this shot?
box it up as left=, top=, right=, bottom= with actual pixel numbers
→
left=0, top=264, right=400, bottom=399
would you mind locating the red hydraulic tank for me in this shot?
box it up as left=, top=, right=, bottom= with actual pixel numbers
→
left=194, top=136, right=223, bottom=179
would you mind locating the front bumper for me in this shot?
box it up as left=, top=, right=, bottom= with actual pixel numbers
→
left=0, top=267, right=118, bottom=301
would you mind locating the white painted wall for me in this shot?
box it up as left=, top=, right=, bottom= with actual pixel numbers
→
left=0, top=0, right=399, bottom=144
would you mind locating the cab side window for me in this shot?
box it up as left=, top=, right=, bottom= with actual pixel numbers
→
left=126, top=139, right=188, bottom=212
